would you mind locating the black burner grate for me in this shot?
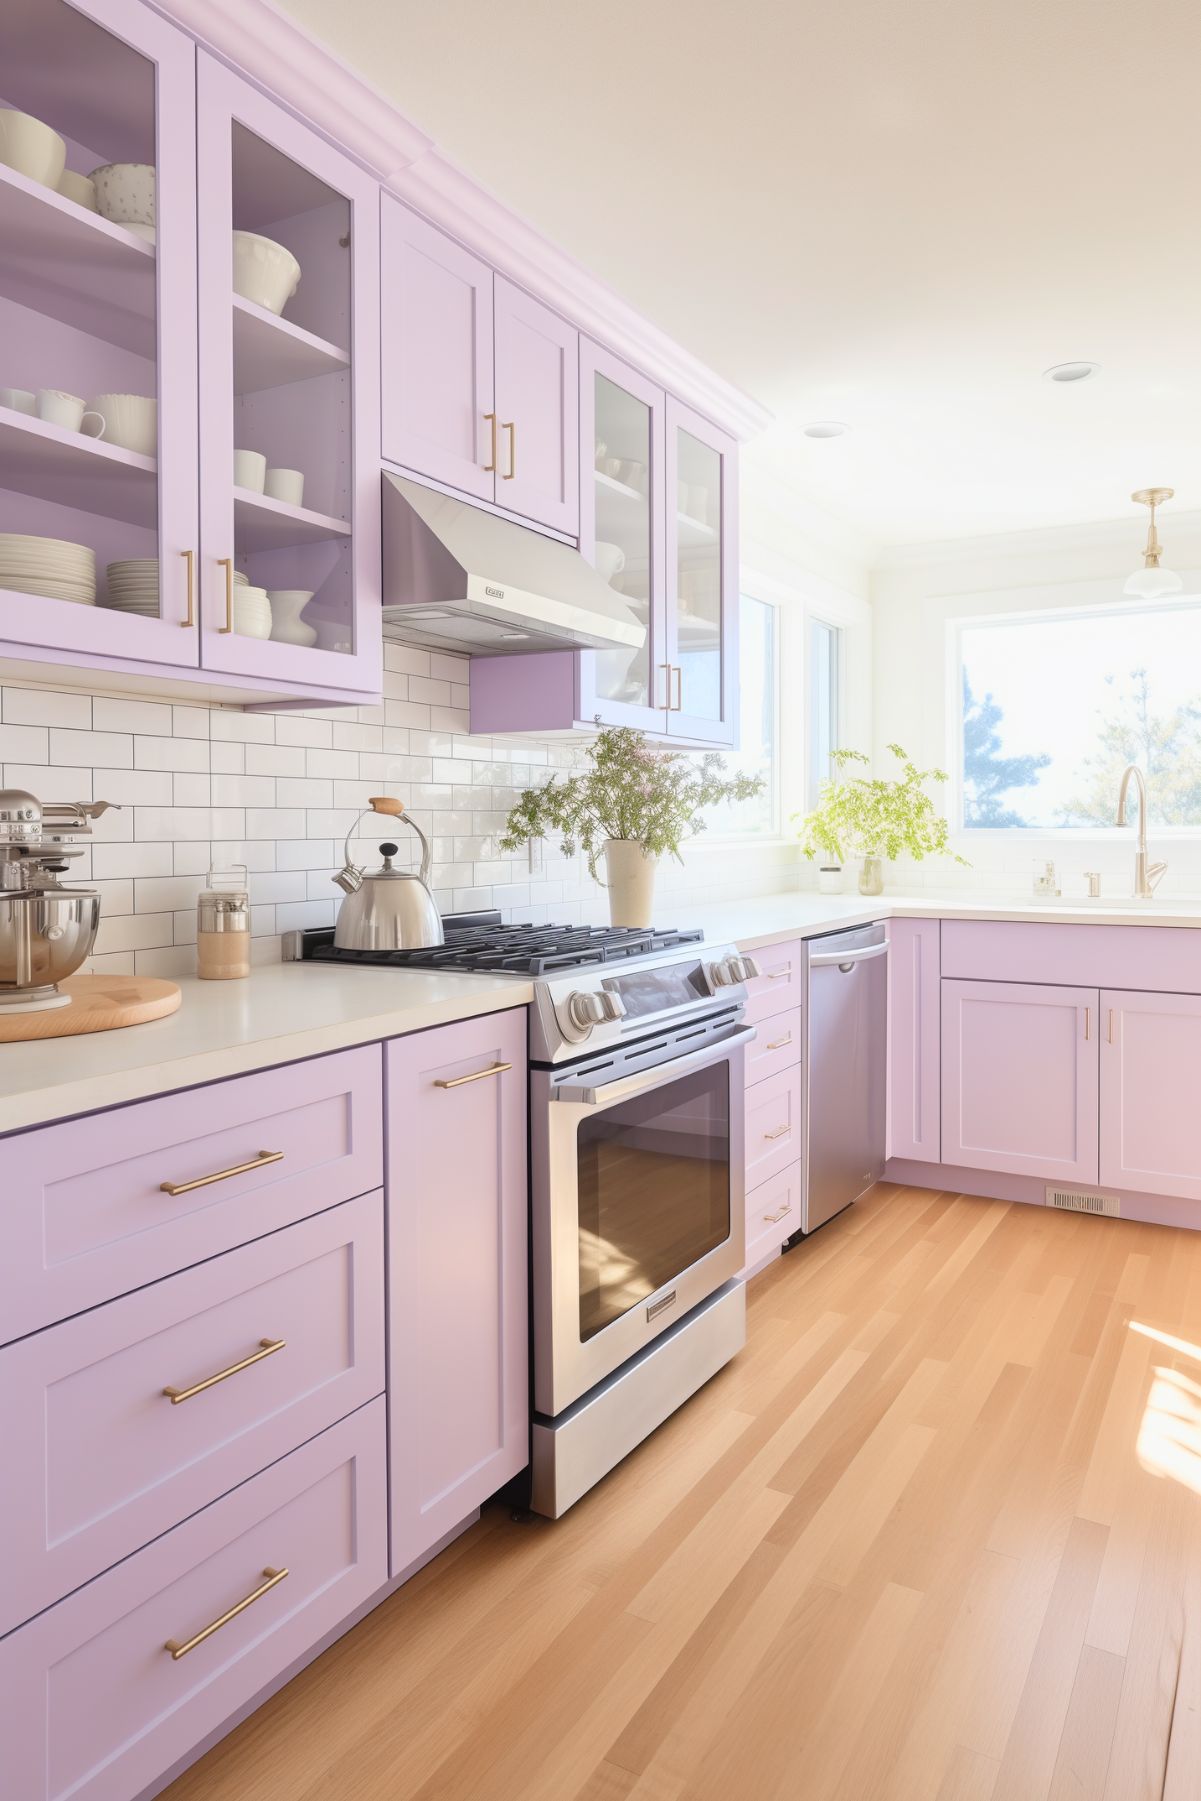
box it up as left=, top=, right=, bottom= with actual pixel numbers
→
left=289, top=921, right=704, bottom=977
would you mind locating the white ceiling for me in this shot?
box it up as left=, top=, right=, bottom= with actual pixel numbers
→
left=281, top=0, right=1201, bottom=549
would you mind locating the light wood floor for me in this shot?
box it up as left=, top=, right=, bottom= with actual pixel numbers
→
left=165, top=1185, right=1201, bottom=1801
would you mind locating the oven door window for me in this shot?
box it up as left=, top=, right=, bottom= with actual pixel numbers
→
left=576, top=1061, right=731, bottom=1342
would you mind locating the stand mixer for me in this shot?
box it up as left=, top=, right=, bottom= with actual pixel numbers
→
left=0, top=789, right=119, bottom=1011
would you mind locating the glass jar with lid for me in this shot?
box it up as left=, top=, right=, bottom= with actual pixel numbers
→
left=196, top=864, right=250, bottom=980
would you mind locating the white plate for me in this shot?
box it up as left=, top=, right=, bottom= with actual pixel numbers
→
left=0, top=573, right=95, bottom=593
left=0, top=553, right=95, bottom=571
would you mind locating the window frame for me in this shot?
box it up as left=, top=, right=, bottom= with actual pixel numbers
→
left=806, top=615, right=843, bottom=812
left=702, top=588, right=783, bottom=843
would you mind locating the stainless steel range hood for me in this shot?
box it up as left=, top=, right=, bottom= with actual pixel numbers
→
left=381, top=472, right=646, bottom=656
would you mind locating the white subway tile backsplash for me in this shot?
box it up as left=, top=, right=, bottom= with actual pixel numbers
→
left=93, top=842, right=173, bottom=879
left=210, top=710, right=275, bottom=743
left=211, top=773, right=276, bottom=807
left=95, top=912, right=174, bottom=955
left=172, top=705, right=209, bottom=739
left=3, top=688, right=91, bottom=729
left=209, top=742, right=245, bottom=774
left=93, top=697, right=173, bottom=736
left=276, top=776, right=334, bottom=808
left=94, top=768, right=174, bottom=806
left=274, top=715, right=332, bottom=749
left=6, top=762, right=92, bottom=801
left=383, top=643, right=430, bottom=676
left=172, top=773, right=211, bottom=806
left=245, top=808, right=305, bottom=839
left=50, top=728, right=132, bottom=767
left=135, top=736, right=210, bottom=772
left=135, top=875, right=208, bottom=912
left=245, top=743, right=306, bottom=777
left=305, top=747, right=359, bottom=779
left=0, top=723, right=48, bottom=761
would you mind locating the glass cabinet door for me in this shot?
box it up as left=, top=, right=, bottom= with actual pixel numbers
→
left=196, top=53, right=380, bottom=699
left=665, top=397, right=738, bottom=745
left=0, top=0, right=199, bottom=670
left=576, top=342, right=667, bottom=730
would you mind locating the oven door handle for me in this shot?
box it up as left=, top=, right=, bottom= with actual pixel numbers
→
left=550, top=1026, right=757, bottom=1107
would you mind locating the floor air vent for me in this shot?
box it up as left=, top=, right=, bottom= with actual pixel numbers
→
left=1045, top=1186, right=1121, bottom=1218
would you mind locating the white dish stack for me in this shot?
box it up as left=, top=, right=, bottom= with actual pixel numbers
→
left=104, top=557, right=159, bottom=614
left=0, top=534, right=96, bottom=604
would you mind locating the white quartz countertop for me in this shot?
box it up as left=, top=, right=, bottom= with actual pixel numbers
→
left=6, top=888, right=1201, bottom=1135
left=0, top=963, right=533, bottom=1134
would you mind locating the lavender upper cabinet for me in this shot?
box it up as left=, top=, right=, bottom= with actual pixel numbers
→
left=1100, top=988, right=1201, bottom=1200
left=0, top=0, right=200, bottom=671
left=385, top=1009, right=528, bottom=1575
left=380, top=200, right=494, bottom=502
left=665, top=398, right=738, bottom=744
left=577, top=342, right=669, bottom=729
left=888, top=918, right=941, bottom=1161
left=196, top=53, right=381, bottom=699
left=493, top=275, right=579, bottom=535
left=941, top=978, right=1099, bottom=1183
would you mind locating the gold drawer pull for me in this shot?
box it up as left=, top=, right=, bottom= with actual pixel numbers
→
left=765, top=1033, right=792, bottom=1050
left=763, top=1204, right=792, bottom=1224
left=165, top=1567, right=289, bottom=1659
left=163, top=1337, right=285, bottom=1405
left=160, top=1150, right=284, bottom=1196
left=763, top=1125, right=790, bottom=1141
left=434, top=1061, right=512, bottom=1089
left=502, top=420, right=516, bottom=480
left=483, top=412, right=498, bottom=473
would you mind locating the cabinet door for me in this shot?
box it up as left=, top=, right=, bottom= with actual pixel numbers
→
left=196, top=53, right=381, bottom=698
left=577, top=341, right=668, bottom=729
left=942, top=979, right=1098, bottom=1182
left=889, top=918, right=941, bottom=1161
left=493, top=276, right=578, bottom=535
left=380, top=197, right=494, bottom=502
left=664, top=397, right=738, bottom=744
left=1100, top=989, right=1201, bottom=1199
left=385, top=1009, right=528, bottom=1575
left=0, top=0, right=200, bottom=670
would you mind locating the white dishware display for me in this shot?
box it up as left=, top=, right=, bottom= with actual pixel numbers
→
left=234, top=449, right=267, bottom=492
left=0, top=388, right=35, bottom=415
left=56, top=169, right=97, bottom=211
left=264, top=466, right=304, bottom=506
left=0, top=110, right=66, bottom=189
left=86, top=393, right=156, bottom=456
left=103, top=558, right=160, bottom=614
left=594, top=540, right=626, bottom=583
left=313, top=619, right=352, bottom=652
left=0, top=533, right=96, bottom=604
left=267, top=590, right=317, bottom=646
left=233, top=585, right=272, bottom=639
left=232, top=231, right=301, bottom=316
left=36, top=390, right=105, bottom=436
left=90, top=162, right=155, bottom=226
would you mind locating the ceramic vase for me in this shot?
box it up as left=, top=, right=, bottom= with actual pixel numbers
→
left=858, top=855, right=884, bottom=897
left=602, top=838, right=657, bottom=927
left=267, top=590, right=317, bottom=646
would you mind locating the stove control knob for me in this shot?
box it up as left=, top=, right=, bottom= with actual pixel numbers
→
left=567, top=989, right=627, bottom=1031
left=709, top=953, right=760, bottom=988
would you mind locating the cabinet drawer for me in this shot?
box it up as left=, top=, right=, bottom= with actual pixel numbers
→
left=0, top=1399, right=387, bottom=1801
left=745, top=1064, right=804, bottom=1190
left=746, top=1010, right=802, bottom=1087
left=0, top=1192, right=384, bottom=1635
left=0, top=1043, right=383, bottom=1343
left=743, top=939, right=803, bottom=1026
left=742, top=1162, right=802, bottom=1274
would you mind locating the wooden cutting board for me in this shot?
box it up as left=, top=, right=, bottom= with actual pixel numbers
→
left=0, top=974, right=182, bottom=1041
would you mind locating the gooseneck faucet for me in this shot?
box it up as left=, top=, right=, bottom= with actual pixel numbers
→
left=1116, top=765, right=1168, bottom=899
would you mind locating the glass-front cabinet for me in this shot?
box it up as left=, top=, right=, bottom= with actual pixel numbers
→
left=665, top=397, right=738, bottom=745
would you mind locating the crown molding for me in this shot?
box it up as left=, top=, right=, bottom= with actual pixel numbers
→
left=152, top=0, right=772, bottom=442
left=872, top=508, right=1201, bottom=573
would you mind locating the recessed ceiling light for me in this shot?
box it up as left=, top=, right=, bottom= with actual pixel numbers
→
left=1044, top=361, right=1100, bottom=383
left=802, top=420, right=850, bottom=439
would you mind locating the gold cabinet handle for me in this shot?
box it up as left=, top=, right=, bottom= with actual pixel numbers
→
left=160, top=1149, right=283, bottom=1197
left=763, top=1204, right=792, bottom=1224
left=765, top=969, right=791, bottom=981
left=671, top=664, right=682, bottom=711
left=165, top=1567, right=288, bottom=1659
left=658, top=661, right=673, bottom=710
left=217, top=556, right=234, bottom=633
left=766, top=1033, right=793, bottom=1050
left=434, top=1061, right=512, bottom=1090
left=763, top=1125, right=790, bottom=1141
left=483, top=412, right=497, bottom=474
left=180, top=549, right=195, bottom=628
left=163, top=1336, right=286, bottom=1405
left=1084, top=1006, right=1091, bottom=1041
left=1107, top=1008, right=1116, bottom=1044
left=502, top=420, right=516, bottom=480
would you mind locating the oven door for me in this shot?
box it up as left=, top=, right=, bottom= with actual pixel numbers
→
left=534, top=1028, right=751, bottom=1417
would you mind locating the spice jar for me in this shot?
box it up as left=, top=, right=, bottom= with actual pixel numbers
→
left=196, top=865, right=250, bottom=980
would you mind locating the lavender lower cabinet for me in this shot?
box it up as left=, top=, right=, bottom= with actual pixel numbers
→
left=888, top=918, right=940, bottom=1161
left=0, top=1398, right=386, bottom=1801
left=1100, top=988, right=1201, bottom=1200
left=742, top=1163, right=802, bottom=1276
left=385, top=1009, right=528, bottom=1575
left=941, top=978, right=1099, bottom=1183
left=0, top=1192, right=384, bottom=1636
left=745, top=1064, right=803, bottom=1192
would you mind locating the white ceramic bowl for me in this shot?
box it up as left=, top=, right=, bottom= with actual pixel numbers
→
left=0, top=110, right=66, bottom=189
left=90, top=162, right=156, bottom=226
left=232, top=231, right=301, bottom=316
left=87, top=393, right=157, bottom=457
left=56, top=168, right=97, bottom=212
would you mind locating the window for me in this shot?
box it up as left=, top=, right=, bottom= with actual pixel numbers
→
left=807, top=618, right=841, bottom=808
left=957, top=600, right=1201, bottom=829
left=706, top=594, right=777, bottom=837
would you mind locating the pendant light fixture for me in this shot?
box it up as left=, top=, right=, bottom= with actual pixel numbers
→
left=1124, top=487, right=1183, bottom=599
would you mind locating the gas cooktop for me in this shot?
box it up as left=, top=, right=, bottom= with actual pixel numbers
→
left=283, top=912, right=704, bottom=978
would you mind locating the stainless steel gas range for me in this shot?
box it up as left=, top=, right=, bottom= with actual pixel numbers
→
left=285, top=913, right=759, bottom=1516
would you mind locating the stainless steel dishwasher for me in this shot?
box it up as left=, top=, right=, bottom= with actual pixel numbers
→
left=803, top=921, right=888, bottom=1233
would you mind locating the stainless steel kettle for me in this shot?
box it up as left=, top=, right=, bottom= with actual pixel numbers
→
left=331, top=797, right=444, bottom=951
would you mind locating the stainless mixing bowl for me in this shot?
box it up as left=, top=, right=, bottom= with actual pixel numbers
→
left=0, top=888, right=100, bottom=1006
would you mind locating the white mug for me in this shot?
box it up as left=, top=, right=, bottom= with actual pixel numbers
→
left=0, top=387, right=35, bottom=415
left=264, top=466, right=304, bottom=507
left=37, top=389, right=104, bottom=436
left=86, top=393, right=156, bottom=456
left=233, top=448, right=267, bottom=492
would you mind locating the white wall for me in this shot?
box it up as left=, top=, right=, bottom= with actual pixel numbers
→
left=871, top=511, right=1201, bottom=898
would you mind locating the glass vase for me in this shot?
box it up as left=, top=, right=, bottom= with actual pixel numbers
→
left=858, top=856, right=884, bottom=897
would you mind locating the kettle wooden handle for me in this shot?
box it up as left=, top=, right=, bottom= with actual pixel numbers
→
left=368, top=796, right=404, bottom=817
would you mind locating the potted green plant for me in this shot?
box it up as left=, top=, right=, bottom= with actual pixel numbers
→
left=499, top=726, right=764, bottom=926
left=796, top=743, right=967, bottom=895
